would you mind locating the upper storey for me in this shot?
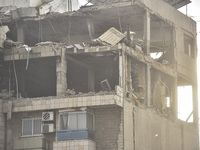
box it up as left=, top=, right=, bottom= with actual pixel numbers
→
left=0, top=0, right=190, bottom=9
left=0, top=0, right=196, bottom=81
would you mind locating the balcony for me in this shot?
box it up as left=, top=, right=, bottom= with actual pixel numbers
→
left=57, top=129, right=95, bottom=141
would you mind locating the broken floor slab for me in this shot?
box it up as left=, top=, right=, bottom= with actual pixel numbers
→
left=3, top=43, right=63, bottom=60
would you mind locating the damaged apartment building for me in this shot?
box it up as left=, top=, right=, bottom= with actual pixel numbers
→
left=0, top=0, right=198, bottom=149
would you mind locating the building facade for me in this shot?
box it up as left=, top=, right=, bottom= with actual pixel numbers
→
left=0, top=0, right=198, bottom=149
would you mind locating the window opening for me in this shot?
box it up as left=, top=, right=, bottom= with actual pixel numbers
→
left=184, top=34, right=195, bottom=58
left=22, top=118, right=42, bottom=136
left=67, top=54, right=119, bottom=94
left=151, top=69, right=174, bottom=112
left=178, top=85, right=193, bottom=122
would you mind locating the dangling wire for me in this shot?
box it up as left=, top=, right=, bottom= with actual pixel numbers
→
left=39, top=19, right=41, bottom=42
left=40, top=20, right=43, bottom=42
left=8, top=61, right=11, bottom=98
left=117, top=4, right=122, bottom=32
left=47, top=19, right=57, bottom=40
left=67, top=16, right=72, bottom=45
left=38, top=18, right=43, bottom=42
left=159, top=21, right=166, bottom=52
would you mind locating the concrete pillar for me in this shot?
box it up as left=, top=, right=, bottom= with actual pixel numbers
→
left=193, top=83, right=198, bottom=126
left=172, top=77, right=178, bottom=120
left=144, top=11, right=151, bottom=107
left=143, top=11, right=150, bottom=55
left=119, top=49, right=125, bottom=89
left=56, top=48, right=67, bottom=96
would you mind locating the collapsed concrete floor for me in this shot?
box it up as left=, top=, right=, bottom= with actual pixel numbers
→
left=0, top=0, right=198, bottom=150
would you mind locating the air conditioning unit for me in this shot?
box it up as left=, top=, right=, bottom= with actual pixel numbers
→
left=42, top=112, right=54, bottom=121
left=42, top=124, right=54, bottom=133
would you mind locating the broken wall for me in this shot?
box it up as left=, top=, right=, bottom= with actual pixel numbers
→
left=95, top=107, right=123, bottom=150
left=124, top=99, right=134, bottom=150
left=136, top=0, right=196, bottom=33
left=175, top=28, right=197, bottom=81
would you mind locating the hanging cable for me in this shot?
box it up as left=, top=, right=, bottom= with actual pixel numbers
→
left=38, top=19, right=41, bottom=42
left=8, top=61, right=11, bottom=98
left=26, top=51, right=29, bottom=70
left=38, top=18, right=43, bottom=42
left=47, top=19, right=57, bottom=35
left=12, top=50, right=19, bottom=99
left=41, top=19, right=43, bottom=42
left=62, top=16, right=72, bottom=44
left=159, top=21, right=166, bottom=52
left=160, top=78, right=171, bottom=100
left=47, top=19, right=58, bottom=40
left=67, top=16, right=72, bottom=45
left=24, top=45, right=31, bottom=70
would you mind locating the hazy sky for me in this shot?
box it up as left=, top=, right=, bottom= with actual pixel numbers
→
left=179, top=0, right=200, bottom=50
left=179, top=0, right=200, bottom=120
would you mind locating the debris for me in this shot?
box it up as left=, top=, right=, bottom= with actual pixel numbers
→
left=100, top=79, right=111, bottom=91
left=23, top=45, right=31, bottom=52
left=162, top=60, right=169, bottom=65
left=135, top=44, right=143, bottom=53
left=36, top=41, right=57, bottom=46
left=17, top=7, right=38, bottom=18
left=88, top=39, right=104, bottom=46
left=123, top=24, right=144, bottom=52
left=4, top=39, right=22, bottom=49
left=0, top=6, right=16, bottom=15
left=65, top=89, right=76, bottom=95
left=131, top=92, right=138, bottom=100
left=0, top=89, right=15, bottom=99
left=74, top=44, right=85, bottom=50
left=65, top=45, right=74, bottom=49
left=23, top=45, right=32, bottom=70
left=124, top=24, right=135, bottom=47
left=96, top=27, right=125, bottom=46
left=0, top=26, right=9, bottom=48
left=65, top=43, right=86, bottom=50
